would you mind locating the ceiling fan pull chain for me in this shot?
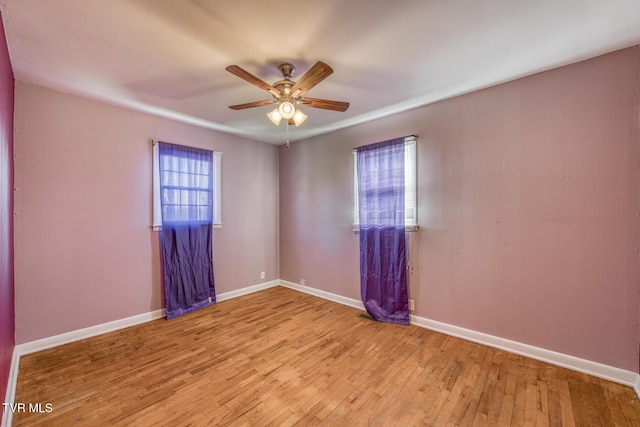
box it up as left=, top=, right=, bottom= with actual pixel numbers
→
left=286, top=121, right=290, bottom=148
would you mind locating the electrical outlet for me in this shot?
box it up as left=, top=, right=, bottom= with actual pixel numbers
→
left=408, top=299, right=415, bottom=311
left=260, top=271, right=265, bottom=280
left=300, top=278, right=306, bottom=286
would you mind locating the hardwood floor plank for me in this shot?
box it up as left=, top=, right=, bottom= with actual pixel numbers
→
left=496, top=356, right=519, bottom=426
left=12, top=286, right=640, bottom=426
left=483, top=352, right=508, bottom=425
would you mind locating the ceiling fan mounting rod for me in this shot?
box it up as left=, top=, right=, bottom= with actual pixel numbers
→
left=272, top=63, right=298, bottom=101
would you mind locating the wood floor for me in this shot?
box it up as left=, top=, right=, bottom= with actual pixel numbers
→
left=13, top=286, right=640, bottom=426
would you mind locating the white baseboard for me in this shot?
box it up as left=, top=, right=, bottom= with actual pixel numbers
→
left=409, top=315, right=638, bottom=388
left=279, top=279, right=639, bottom=391
left=12, top=280, right=279, bottom=358
left=16, top=309, right=166, bottom=357
left=279, top=280, right=365, bottom=310
left=216, top=280, right=279, bottom=302
left=1, top=347, right=20, bottom=427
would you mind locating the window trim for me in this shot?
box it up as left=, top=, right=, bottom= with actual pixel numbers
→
left=353, top=135, right=417, bottom=231
left=152, top=141, right=222, bottom=231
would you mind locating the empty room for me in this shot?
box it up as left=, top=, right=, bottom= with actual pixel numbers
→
left=1, top=1, right=640, bottom=426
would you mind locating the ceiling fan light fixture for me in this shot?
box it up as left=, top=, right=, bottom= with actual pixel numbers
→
left=226, top=61, right=348, bottom=129
left=267, top=108, right=282, bottom=126
left=292, top=108, right=307, bottom=126
left=278, top=101, right=295, bottom=119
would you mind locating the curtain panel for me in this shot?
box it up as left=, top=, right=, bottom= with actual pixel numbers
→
left=356, top=137, right=409, bottom=325
left=157, top=142, right=216, bottom=319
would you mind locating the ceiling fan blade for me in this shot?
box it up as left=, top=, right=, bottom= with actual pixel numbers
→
left=299, top=97, right=349, bottom=112
left=226, top=65, right=280, bottom=98
left=228, top=99, right=276, bottom=110
left=290, top=61, right=333, bottom=97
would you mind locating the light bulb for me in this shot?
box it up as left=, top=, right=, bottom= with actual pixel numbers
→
left=278, top=101, right=295, bottom=119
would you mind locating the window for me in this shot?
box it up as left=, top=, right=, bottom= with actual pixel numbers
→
left=353, top=135, right=417, bottom=230
left=152, top=141, right=221, bottom=229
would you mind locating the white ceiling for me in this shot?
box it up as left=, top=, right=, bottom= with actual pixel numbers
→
left=1, top=0, right=639, bottom=145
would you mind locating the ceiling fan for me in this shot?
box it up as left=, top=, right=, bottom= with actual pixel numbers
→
left=226, top=61, right=349, bottom=127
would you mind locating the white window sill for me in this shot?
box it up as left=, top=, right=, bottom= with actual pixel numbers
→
left=152, top=224, right=222, bottom=232
left=352, top=225, right=419, bottom=233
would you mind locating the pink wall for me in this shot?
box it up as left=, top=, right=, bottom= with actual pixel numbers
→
left=0, top=10, right=14, bottom=402
left=280, top=46, right=640, bottom=372
left=13, top=82, right=279, bottom=344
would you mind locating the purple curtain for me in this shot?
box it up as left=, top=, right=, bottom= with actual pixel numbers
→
left=356, top=137, right=409, bottom=325
left=158, top=142, right=216, bottom=319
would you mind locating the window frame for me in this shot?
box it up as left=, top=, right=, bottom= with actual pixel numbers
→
left=353, top=135, right=417, bottom=231
left=152, top=141, right=222, bottom=231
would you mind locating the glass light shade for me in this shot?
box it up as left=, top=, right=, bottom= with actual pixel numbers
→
left=267, top=108, right=282, bottom=126
left=292, top=108, right=308, bottom=126
left=278, top=101, right=295, bottom=119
